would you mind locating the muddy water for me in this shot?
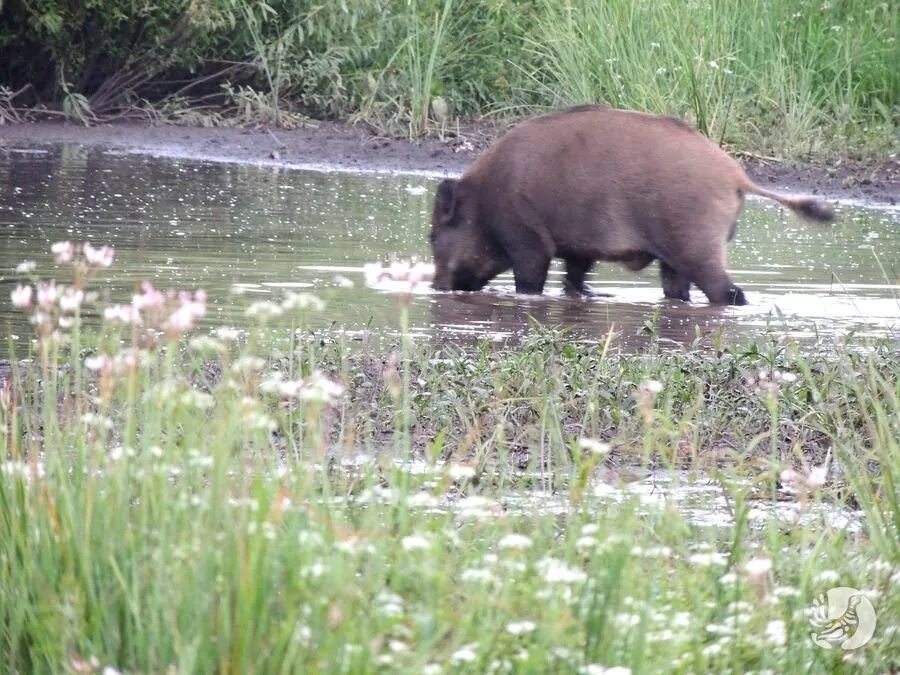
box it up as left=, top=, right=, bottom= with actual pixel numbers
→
left=1, top=145, right=897, bottom=351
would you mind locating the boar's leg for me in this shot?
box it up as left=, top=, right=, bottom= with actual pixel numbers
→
left=510, top=252, right=551, bottom=294
left=563, top=256, right=606, bottom=297
left=660, top=261, right=691, bottom=302
left=690, top=264, right=748, bottom=306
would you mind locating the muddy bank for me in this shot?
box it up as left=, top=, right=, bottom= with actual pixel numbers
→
left=2, top=119, right=897, bottom=204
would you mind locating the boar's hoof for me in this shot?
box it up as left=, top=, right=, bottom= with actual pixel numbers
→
left=563, top=279, right=609, bottom=298
left=728, top=286, right=748, bottom=305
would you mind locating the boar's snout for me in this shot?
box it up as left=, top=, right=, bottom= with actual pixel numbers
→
left=431, top=258, right=490, bottom=293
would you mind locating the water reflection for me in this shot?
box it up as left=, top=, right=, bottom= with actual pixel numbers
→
left=1, top=144, right=897, bottom=352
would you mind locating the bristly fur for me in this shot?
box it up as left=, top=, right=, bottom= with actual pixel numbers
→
left=792, top=198, right=835, bottom=223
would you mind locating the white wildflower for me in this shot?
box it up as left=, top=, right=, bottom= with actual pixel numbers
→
left=58, top=288, right=84, bottom=312
left=51, top=241, right=73, bottom=264
left=401, top=535, right=431, bottom=552
left=765, top=620, right=786, bottom=647
left=506, top=620, right=536, bottom=636
left=815, top=570, right=840, bottom=584
left=538, top=557, right=587, bottom=584
left=451, top=644, right=477, bottom=664
left=282, top=292, right=324, bottom=312
left=103, top=304, right=140, bottom=324
left=689, top=552, right=728, bottom=567
left=498, top=534, right=532, bottom=550
left=773, top=586, right=801, bottom=599
left=36, top=281, right=59, bottom=309
left=215, top=326, right=241, bottom=341
left=449, top=463, right=476, bottom=480
left=576, top=536, right=598, bottom=550
left=84, top=355, right=112, bottom=372
left=83, top=242, right=114, bottom=267
left=745, top=557, right=773, bottom=580
left=806, top=465, right=827, bottom=488
left=702, top=642, right=724, bottom=657
left=246, top=301, right=284, bottom=321
left=640, top=379, right=663, bottom=394
left=460, top=568, right=496, bottom=584
left=11, top=284, right=33, bottom=309
left=406, top=492, right=440, bottom=508
left=578, top=438, right=610, bottom=455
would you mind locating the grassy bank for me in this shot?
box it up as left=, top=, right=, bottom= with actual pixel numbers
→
left=2, top=244, right=898, bottom=672
left=1, top=1, right=896, bottom=161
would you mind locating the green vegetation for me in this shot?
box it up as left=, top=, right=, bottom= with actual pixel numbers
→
left=1, top=0, right=896, bottom=159
left=2, top=243, right=898, bottom=672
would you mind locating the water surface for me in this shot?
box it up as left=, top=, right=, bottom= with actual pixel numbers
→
left=1, top=145, right=897, bottom=351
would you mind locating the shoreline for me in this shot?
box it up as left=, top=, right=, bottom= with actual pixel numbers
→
left=2, top=119, right=898, bottom=206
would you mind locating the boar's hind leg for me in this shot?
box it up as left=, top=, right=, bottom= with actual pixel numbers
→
left=690, top=264, right=747, bottom=306
left=563, top=256, right=606, bottom=297
left=660, top=261, right=691, bottom=302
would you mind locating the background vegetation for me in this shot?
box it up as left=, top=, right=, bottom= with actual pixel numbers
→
left=0, top=0, right=897, bottom=159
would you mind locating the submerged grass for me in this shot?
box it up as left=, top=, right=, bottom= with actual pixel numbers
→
left=1, top=245, right=899, bottom=672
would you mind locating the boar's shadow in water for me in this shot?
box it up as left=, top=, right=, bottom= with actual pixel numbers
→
left=429, top=105, right=834, bottom=305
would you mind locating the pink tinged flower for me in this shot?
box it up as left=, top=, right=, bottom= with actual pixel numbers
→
left=59, top=288, right=85, bottom=312
left=85, top=355, right=112, bottom=372
left=51, top=241, right=74, bottom=264
left=409, top=262, right=435, bottom=285
left=36, top=281, right=58, bottom=309
left=166, top=305, right=196, bottom=332
left=779, top=469, right=801, bottom=486
left=165, top=290, right=206, bottom=333
left=103, top=304, right=140, bottom=324
left=806, top=466, right=827, bottom=488
left=132, top=282, right=164, bottom=311
left=83, top=242, right=114, bottom=268
left=11, top=284, right=32, bottom=309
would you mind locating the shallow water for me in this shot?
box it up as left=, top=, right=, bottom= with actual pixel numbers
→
left=1, top=145, right=897, bottom=351
left=339, top=457, right=863, bottom=533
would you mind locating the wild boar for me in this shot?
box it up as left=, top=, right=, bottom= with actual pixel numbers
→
left=430, top=105, right=834, bottom=305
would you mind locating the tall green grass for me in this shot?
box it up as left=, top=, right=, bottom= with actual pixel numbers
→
left=524, top=0, right=898, bottom=155
left=1, top=244, right=898, bottom=671
left=1, top=0, right=895, bottom=158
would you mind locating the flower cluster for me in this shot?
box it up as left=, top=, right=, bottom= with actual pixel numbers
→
left=47, top=240, right=115, bottom=268
left=363, top=260, right=435, bottom=293
left=11, top=241, right=119, bottom=344
left=103, top=282, right=207, bottom=338
left=259, top=369, right=345, bottom=404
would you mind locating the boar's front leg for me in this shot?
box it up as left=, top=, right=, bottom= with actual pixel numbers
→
left=660, top=261, right=691, bottom=302
left=511, top=251, right=551, bottom=294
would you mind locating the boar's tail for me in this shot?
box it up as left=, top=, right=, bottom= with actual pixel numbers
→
left=742, top=182, right=835, bottom=223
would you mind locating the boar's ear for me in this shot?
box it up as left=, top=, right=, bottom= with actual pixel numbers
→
left=435, top=178, right=459, bottom=227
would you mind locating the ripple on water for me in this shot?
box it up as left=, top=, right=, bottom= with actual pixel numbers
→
left=1, top=146, right=897, bottom=350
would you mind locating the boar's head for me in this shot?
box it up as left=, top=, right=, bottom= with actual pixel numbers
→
left=430, top=178, right=508, bottom=292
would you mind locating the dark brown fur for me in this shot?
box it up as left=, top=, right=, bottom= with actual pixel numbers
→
left=430, top=106, right=834, bottom=305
